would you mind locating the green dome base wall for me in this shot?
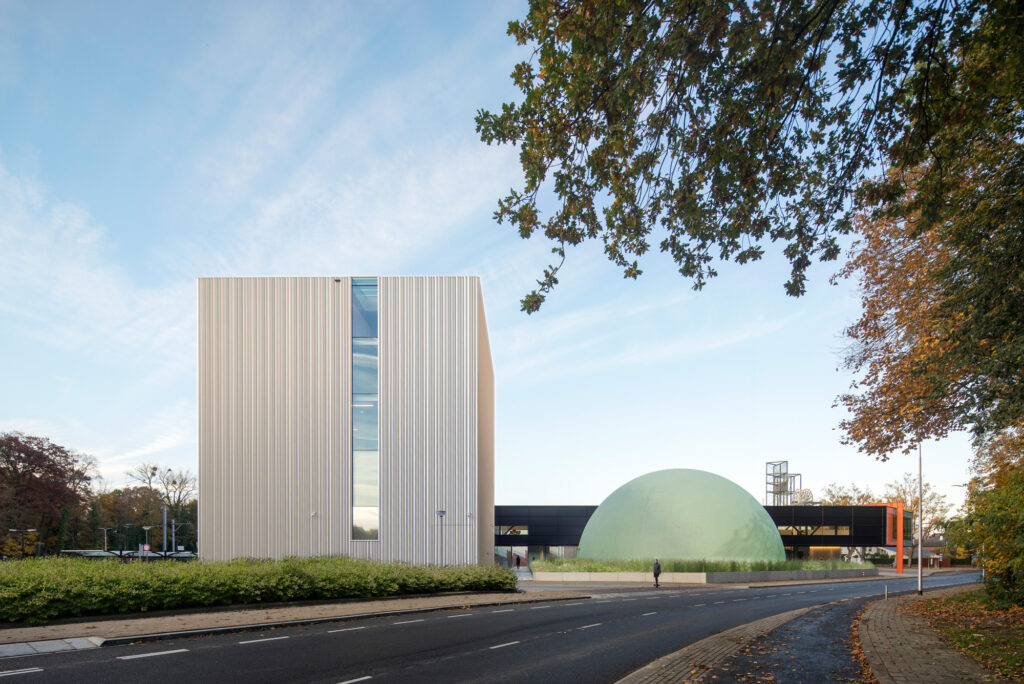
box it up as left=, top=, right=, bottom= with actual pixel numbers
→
left=578, top=469, right=785, bottom=562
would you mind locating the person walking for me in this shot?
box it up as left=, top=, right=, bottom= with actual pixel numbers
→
left=653, top=558, right=662, bottom=588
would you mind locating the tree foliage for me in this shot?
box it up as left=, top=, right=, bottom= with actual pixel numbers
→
left=820, top=482, right=876, bottom=505
left=127, top=462, right=197, bottom=517
left=477, top=0, right=1020, bottom=312
left=882, top=472, right=952, bottom=541
left=0, top=432, right=92, bottom=555
left=947, top=427, right=1024, bottom=605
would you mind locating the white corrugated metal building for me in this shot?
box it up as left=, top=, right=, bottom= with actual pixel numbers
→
left=197, top=276, right=494, bottom=565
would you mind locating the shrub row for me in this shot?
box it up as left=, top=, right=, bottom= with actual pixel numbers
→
left=0, top=556, right=517, bottom=625
left=530, top=557, right=873, bottom=573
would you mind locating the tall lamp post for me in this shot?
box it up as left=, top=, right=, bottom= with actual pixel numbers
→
left=98, top=527, right=112, bottom=552
left=918, top=442, right=924, bottom=595
left=435, top=510, right=446, bottom=566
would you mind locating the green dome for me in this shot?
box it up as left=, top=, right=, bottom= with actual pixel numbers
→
left=578, top=469, right=785, bottom=562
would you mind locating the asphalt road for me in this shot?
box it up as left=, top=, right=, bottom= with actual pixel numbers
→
left=0, top=573, right=979, bottom=684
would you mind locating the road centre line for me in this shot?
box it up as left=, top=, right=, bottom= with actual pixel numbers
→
left=491, top=609, right=514, bottom=613
left=447, top=614, right=472, bottom=618
left=642, top=612, right=657, bottom=616
left=596, top=600, right=612, bottom=604
left=117, top=649, right=189, bottom=659
left=646, top=597, right=660, bottom=600
left=565, top=602, right=585, bottom=606
left=620, top=598, right=636, bottom=602
left=328, top=626, right=366, bottom=633
left=529, top=606, right=551, bottom=610
left=732, top=598, right=747, bottom=602
left=0, top=669, right=43, bottom=678
left=239, top=637, right=288, bottom=645
left=490, top=641, right=520, bottom=650
left=713, top=601, right=726, bottom=604
left=337, top=677, right=372, bottom=684
left=693, top=603, right=706, bottom=607
left=393, top=619, right=424, bottom=625
left=579, top=623, right=602, bottom=630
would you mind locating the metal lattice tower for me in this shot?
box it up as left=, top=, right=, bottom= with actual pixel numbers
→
left=765, top=461, right=802, bottom=505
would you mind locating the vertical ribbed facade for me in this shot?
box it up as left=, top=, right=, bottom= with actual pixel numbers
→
left=198, top=276, right=494, bottom=564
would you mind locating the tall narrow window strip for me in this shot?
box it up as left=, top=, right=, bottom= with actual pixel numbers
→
left=351, top=278, right=379, bottom=540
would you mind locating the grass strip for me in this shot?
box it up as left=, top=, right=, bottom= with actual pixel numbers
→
left=530, top=557, right=873, bottom=573
left=906, top=590, right=1024, bottom=681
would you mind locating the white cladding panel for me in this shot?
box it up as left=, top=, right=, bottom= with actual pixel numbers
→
left=198, top=276, right=492, bottom=564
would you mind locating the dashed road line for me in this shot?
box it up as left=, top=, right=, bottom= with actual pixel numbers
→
left=565, top=602, right=585, bottom=606
left=732, top=598, right=747, bottom=602
left=239, top=637, right=289, bottom=645
left=117, top=648, right=190, bottom=659
left=596, top=600, right=612, bottom=604
left=693, top=603, right=706, bottom=607
left=0, top=669, right=43, bottom=678
left=489, top=641, right=520, bottom=650
left=491, top=609, right=514, bottom=613
left=447, top=614, right=472, bottom=619
left=713, top=601, right=726, bottom=604
left=579, top=623, right=602, bottom=630
left=393, top=619, right=424, bottom=625
left=642, top=612, right=657, bottom=616
left=328, top=626, right=366, bottom=634
left=529, top=605, right=551, bottom=610
left=337, top=676, right=372, bottom=684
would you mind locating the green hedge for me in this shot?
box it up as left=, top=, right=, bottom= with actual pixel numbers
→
left=530, top=557, right=873, bottom=573
left=0, top=556, right=517, bottom=625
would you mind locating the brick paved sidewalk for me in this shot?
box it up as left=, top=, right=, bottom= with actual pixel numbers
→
left=616, top=605, right=817, bottom=684
left=858, top=584, right=999, bottom=683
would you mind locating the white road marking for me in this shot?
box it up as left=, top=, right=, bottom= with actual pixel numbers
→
left=565, top=602, right=585, bottom=606
left=693, top=603, right=706, bottom=607
left=238, top=636, right=289, bottom=645
left=117, top=648, right=190, bottom=659
left=646, top=597, right=660, bottom=600
left=393, top=619, right=424, bottom=625
left=713, top=601, right=726, bottom=604
left=447, top=614, right=472, bottom=619
left=491, top=609, right=514, bottom=613
left=490, top=641, right=520, bottom=650
left=529, top=605, right=551, bottom=610
left=642, top=612, right=657, bottom=616
left=620, top=598, right=636, bottom=602
left=781, top=593, right=793, bottom=596
left=328, top=626, right=366, bottom=633
left=596, top=600, right=612, bottom=604
left=0, top=669, right=43, bottom=678
left=337, top=677, right=372, bottom=684
left=766, top=594, right=778, bottom=598
left=579, top=623, right=601, bottom=630
left=732, top=598, right=747, bottom=602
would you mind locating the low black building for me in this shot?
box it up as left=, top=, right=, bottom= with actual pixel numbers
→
left=494, top=503, right=911, bottom=566
left=493, top=505, right=596, bottom=566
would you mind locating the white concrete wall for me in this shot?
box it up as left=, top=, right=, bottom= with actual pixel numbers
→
left=198, top=276, right=493, bottom=564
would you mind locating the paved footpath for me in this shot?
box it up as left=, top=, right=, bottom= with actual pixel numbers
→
left=859, top=584, right=1000, bottom=683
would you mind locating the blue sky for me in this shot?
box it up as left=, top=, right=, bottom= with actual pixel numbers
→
left=0, top=0, right=972, bottom=510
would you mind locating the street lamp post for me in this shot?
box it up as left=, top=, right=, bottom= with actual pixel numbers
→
left=97, top=527, right=113, bottom=552
left=435, top=510, right=446, bottom=566
left=918, top=441, right=924, bottom=595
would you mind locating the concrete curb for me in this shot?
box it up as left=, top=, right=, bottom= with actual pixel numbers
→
left=615, top=605, right=818, bottom=684
left=96, top=595, right=587, bottom=647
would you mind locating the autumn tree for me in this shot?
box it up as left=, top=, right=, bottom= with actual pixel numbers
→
left=881, top=472, right=952, bottom=541
left=0, top=432, right=93, bottom=555
left=477, top=0, right=1022, bottom=313
left=127, top=463, right=197, bottom=518
left=820, top=482, right=876, bottom=505
left=947, top=426, right=1024, bottom=604
left=93, top=486, right=165, bottom=551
